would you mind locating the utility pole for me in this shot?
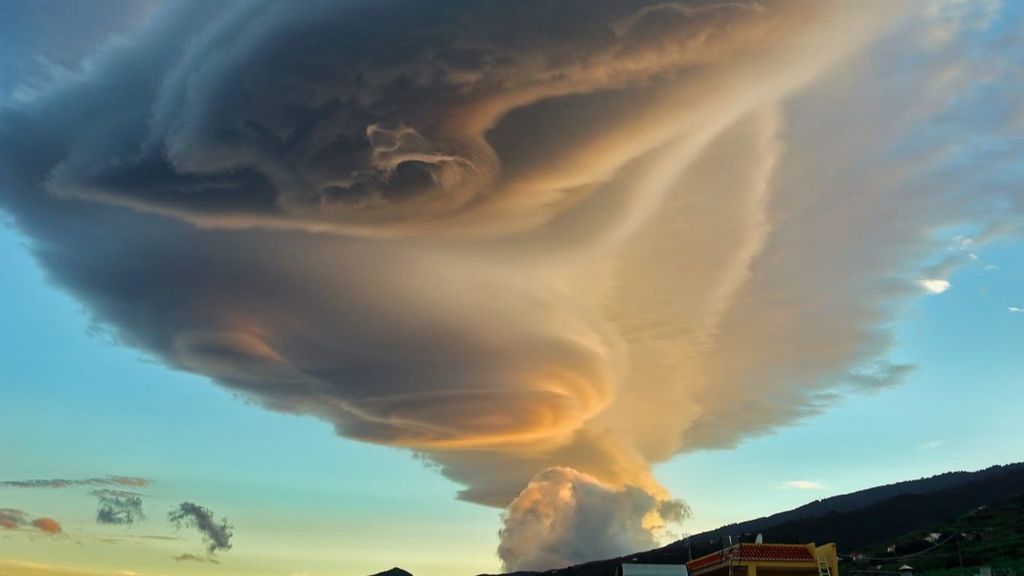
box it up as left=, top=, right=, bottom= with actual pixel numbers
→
left=956, top=534, right=965, bottom=576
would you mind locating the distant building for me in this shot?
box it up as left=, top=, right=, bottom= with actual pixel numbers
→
left=621, top=564, right=689, bottom=576
left=686, top=542, right=840, bottom=576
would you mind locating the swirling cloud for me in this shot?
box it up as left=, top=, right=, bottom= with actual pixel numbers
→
left=2, top=0, right=1022, bottom=570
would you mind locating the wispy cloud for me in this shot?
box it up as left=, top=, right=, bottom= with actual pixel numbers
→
left=919, top=440, right=944, bottom=449
left=0, top=559, right=154, bottom=576
left=779, top=480, right=825, bottom=491
left=173, top=554, right=219, bottom=564
left=1008, top=306, right=1023, bottom=313
left=93, top=490, right=144, bottom=525
left=0, top=476, right=149, bottom=489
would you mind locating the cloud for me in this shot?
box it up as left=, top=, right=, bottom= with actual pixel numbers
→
left=0, top=559, right=156, bottom=576
left=31, top=517, right=63, bottom=534
left=919, top=279, right=952, bottom=294
left=0, top=476, right=149, bottom=489
left=173, top=554, right=219, bottom=564
left=0, top=509, right=63, bottom=534
left=93, top=490, right=145, bottom=525
left=1008, top=306, right=1023, bottom=313
left=498, top=467, right=688, bottom=571
left=168, top=502, right=233, bottom=554
left=779, top=480, right=825, bottom=491
left=919, top=440, right=944, bottom=449
left=1, top=0, right=1023, bottom=569
left=0, top=508, right=26, bottom=529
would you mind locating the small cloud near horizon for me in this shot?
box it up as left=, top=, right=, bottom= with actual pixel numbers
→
left=919, top=440, right=944, bottom=449
left=779, top=480, right=825, bottom=491
left=174, top=554, right=219, bottom=564
left=0, top=509, right=63, bottom=534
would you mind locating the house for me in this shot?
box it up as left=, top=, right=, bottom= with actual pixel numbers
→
left=686, top=542, right=839, bottom=576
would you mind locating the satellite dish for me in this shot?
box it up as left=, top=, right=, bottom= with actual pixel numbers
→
left=756, top=533, right=764, bottom=544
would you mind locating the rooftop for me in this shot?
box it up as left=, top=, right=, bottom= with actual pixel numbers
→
left=687, top=543, right=817, bottom=572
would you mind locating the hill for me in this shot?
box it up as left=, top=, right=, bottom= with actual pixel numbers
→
left=370, top=568, right=415, bottom=576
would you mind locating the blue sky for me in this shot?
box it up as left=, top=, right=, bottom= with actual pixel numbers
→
left=1, top=2, right=1023, bottom=575
left=0, top=221, right=501, bottom=575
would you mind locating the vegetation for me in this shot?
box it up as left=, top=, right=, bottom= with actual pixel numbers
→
left=847, top=494, right=1024, bottom=576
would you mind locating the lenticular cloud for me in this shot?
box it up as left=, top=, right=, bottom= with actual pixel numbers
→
left=1, top=0, right=1022, bottom=570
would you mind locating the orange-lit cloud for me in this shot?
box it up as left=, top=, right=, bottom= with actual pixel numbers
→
left=30, top=517, right=62, bottom=535
left=0, top=509, right=62, bottom=535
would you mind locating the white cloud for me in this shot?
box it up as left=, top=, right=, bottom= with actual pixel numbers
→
left=498, top=467, right=685, bottom=571
left=919, top=279, right=952, bottom=294
left=779, top=480, right=825, bottom=491
left=924, top=0, right=1003, bottom=46
left=919, top=440, right=943, bottom=449
left=1009, top=306, right=1023, bottom=313
left=950, top=235, right=974, bottom=251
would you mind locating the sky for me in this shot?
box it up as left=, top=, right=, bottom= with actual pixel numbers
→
left=0, top=1, right=1022, bottom=575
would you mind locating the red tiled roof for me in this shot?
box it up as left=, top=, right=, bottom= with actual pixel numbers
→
left=687, top=551, right=726, bottom=572
left=687, top=544, right=816, bottom=572
left=734, top=544, right=815, bottom=562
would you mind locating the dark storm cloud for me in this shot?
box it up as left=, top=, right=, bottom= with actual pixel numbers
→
left=5, top=0, right=801, bottom=236
left=93, top=489, right=145, bottom=525
left=169, top=502, right=233, bottom=554
left=0, top=476, right=150, bottom=489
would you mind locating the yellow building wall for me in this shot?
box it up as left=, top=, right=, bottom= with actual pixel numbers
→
left=814, top=543, right=839, bottom=576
